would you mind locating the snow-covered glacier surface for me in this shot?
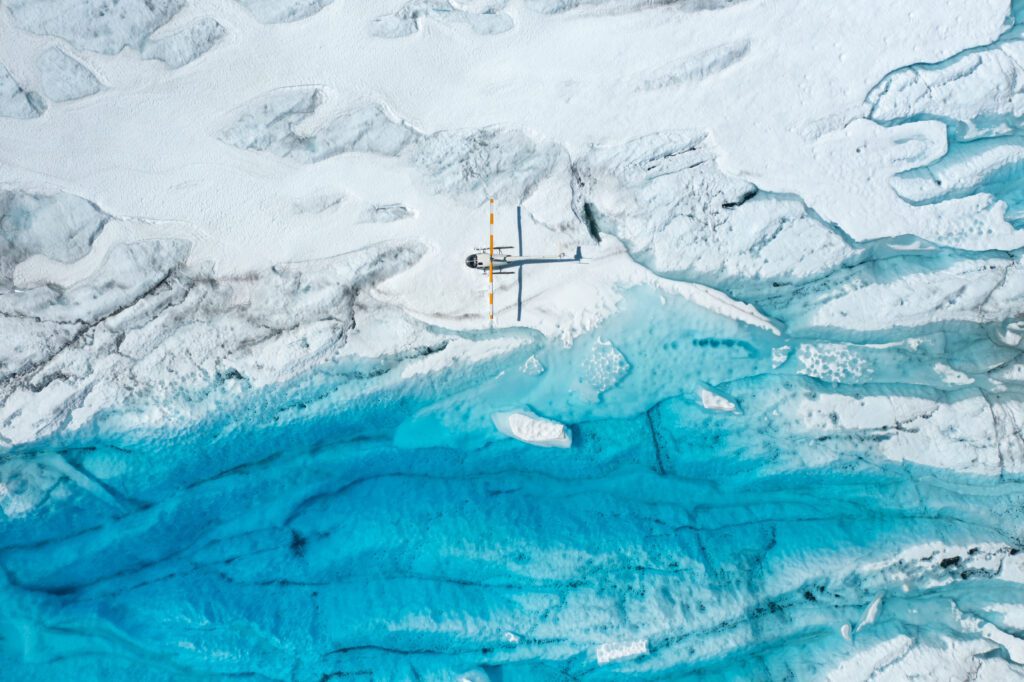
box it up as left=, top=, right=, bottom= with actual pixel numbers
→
left=4, top=0, right=1024, bottom=679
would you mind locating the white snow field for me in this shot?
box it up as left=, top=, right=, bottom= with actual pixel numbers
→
left=4, top=0, right=1024, bottom=678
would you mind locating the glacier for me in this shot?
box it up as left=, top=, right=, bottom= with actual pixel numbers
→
left=3, top=0, right=1024, bottom=679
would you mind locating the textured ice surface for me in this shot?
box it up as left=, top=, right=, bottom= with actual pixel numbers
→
left=3, top=0, right=1024, bottom=678
left=371, top=0, right=513, bottom=38
left=141, top=17, right=226, bottom=68
left=571, top=132, right=854, bottom=289
left=234, top=0, right=334, bottom=23
left=221, top=88, right=562, bottom=201
left=6, top=0, right=186, bottom=54
left=0, top=64, right=44, bottom=118
left=0, top=190, right=109, bottom=282
left=35, top=48, right=102, bottom=101
left=492, top=410, right=571, bottom=447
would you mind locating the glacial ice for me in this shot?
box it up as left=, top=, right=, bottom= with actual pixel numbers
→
left=141, top=17, right=226, bottom=69
left=370, top=0, right=513, bottom=38
left=234, top=0, right=334, bottom=23
left=221, top=89, right=562, bottom=202
left=492, top=410, right=571, bottom=448
left=570, top=132, right=854, bottom=289
left=35, top=48, right=102, bottom=102
left=5, top=0, right=186, bottom=54
left=524, top=0, right=746, bottom=14
left=0, top=190, right=109, bottom=282
left=3, top=0, right=1024, bottom=678
left=0, top=64, right=44, bottom=119
left=638, top=40, right=749, bottom=90
left=868, top=41, right=1024, bottom=141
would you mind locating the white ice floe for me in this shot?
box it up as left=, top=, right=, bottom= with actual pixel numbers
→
left=934, top=362, right=974, bottom=385
left=699, top=386, right=736, bottom=413
left=492, top=410, right=571, bottom=448
left=855, top=594, right=883, bottom=632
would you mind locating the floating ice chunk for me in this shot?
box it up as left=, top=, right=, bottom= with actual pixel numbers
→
left=797, top=343, right=869, bottom=383
left=35, top=48, right=102, bottom=102
left=492, top=410, right=571, bottom=448
left=933, top=362, right=973, bottom=385
left=0, top=64, right=45, bottom=119
left=142, top=17, right=226, bottom=69
left=234, top=0, right=333, bottom=23
left=6, top=0, right=185, bottom=54
left=595, top=638, right=648, bottom=665
left=771, top=345, right=791, bottom=369
left=840, top=623, right=852, bottom=642
left=583, top=338, right=630, bottom=394
left=699, top=386, right=736, bottom=413
left=856, top=594, right=883, bottom=633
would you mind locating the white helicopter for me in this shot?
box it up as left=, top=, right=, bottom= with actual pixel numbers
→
left=466, top=199, right=582, bottom=321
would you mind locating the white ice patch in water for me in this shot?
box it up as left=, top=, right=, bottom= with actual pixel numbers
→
left=521, top=355, right=544, bottom=375
left=856, top=594, right=883, bottom=632
left=699, top=386, right=736, bottom=413
left=771, top=345, right=791, bottom=369
left=595, top=638, right=648, bottom=664
left=934, top=362, right=973, bottom=385
left=492, top=410, right=571, bottom=448
left=583, top=338, right=630, bottom=394
left=797, top=343, right=868, bottom=383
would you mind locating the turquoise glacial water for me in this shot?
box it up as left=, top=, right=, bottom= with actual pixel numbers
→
left=2, top=287, right=1023, bottom=680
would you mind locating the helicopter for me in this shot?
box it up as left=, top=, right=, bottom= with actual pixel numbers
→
left=466, top=199, right=583, bottom=322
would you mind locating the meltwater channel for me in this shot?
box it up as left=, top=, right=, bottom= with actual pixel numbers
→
left=2, top=287, right=1023, bottom=680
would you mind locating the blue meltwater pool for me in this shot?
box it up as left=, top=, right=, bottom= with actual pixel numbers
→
left=2, top=287, right=1023, bottom=680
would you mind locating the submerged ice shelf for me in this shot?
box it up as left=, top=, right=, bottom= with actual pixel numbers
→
left=3, top=0, right=1024, bottom=678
